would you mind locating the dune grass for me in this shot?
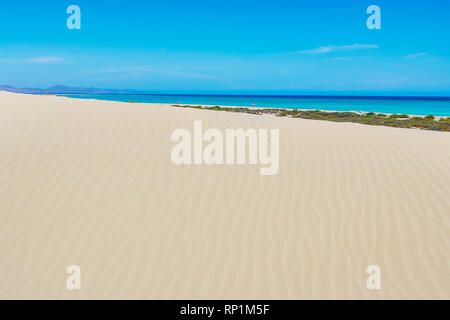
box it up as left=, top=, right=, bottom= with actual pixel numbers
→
left=172, top=104, right=450, bottom=132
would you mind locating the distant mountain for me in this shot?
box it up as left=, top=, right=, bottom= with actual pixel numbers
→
left=0, top=85, right=146, bottom=95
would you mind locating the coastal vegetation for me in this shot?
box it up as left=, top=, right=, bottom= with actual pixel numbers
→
left=172, top=105, right=450, bottom=132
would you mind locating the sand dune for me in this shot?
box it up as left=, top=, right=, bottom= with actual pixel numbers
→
left=0, top=91, right=448, bottom=299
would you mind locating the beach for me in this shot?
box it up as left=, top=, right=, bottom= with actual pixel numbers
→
left=0, top=91, right=449, bottom=299
left=61, top=93, right=450, bottom=117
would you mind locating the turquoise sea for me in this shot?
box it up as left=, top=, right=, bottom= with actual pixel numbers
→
left=63, top=94, right=450, bottom=116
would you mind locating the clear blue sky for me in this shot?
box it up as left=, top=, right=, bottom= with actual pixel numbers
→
left=1, top=0, right=449, bottom=94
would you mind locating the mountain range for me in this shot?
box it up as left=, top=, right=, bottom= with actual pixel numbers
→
left=0, top=85, right=146, bottom=95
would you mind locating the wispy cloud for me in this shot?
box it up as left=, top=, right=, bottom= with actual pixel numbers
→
left=295, top=44, right=379, bottom=55
left=405, top=52, right=428, bottom=59
left=27, top=57, right=64, bottom=63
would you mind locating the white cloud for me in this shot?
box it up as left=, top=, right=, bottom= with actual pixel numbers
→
left=295, top=44, right=379, bottom=55
left=405, top=52, right=428, bottom=59
left=27, top=57, right=64, bottom=63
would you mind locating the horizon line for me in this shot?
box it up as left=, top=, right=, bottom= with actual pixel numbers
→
left=1, top=84, right=450, bottom=99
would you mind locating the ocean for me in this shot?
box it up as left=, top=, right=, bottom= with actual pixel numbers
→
left=62, top=94, right=450, bottom=116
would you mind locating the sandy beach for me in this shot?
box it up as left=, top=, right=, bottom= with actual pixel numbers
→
left=0, top=91, right=448, bottom=299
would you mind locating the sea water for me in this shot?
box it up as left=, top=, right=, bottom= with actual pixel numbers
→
left=63, top=94, right=450, bottom=116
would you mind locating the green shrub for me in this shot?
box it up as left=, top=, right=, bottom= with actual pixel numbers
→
left=171, top=104, right=449, bottom=132
left=389, top=114, right=409, bottom=119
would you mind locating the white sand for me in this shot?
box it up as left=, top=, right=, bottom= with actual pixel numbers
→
left=0, top=91, right=449, bottom=299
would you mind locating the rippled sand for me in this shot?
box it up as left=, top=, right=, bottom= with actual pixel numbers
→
left=0, top=92, right=448, bottom=299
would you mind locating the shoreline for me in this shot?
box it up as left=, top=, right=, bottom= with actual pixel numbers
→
left=52, top=92, right=450, bottom=117
left=169, top=104, right=450, bottom=131
left=2, top=90, right=449, bottom=118
left=172, top=102, right=448, bottom=119
left=3, top=91, right=448, bottom=131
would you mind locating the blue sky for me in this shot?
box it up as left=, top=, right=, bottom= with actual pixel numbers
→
left=1, top=0, right=449, bottom=94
